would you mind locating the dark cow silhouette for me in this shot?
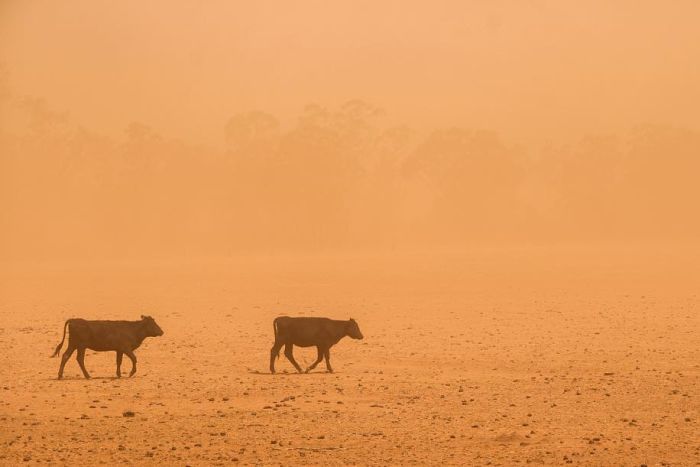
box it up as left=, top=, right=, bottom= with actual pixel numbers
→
left=270, top=316, right=364, bottom=374
left=51, top=316, right=164, bottom=379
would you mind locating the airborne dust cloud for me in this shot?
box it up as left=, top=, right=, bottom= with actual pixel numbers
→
left=2, top=1, right=700, bottom=260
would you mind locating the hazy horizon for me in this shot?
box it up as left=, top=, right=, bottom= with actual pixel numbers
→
left=3, top=1, right=700, bottom=262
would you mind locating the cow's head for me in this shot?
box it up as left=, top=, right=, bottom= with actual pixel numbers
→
left=347, top=318, right=364, bottom=340
left=141, top=315, right=164, bottom=337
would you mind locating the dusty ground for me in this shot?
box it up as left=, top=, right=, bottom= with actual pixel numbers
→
left=0, top=247, right=698, bottom=466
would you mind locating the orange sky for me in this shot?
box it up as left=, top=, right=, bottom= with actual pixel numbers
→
left=2, top=1, right=699, bottom=147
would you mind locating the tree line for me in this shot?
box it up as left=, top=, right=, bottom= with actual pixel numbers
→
left=2, top=95, right=699, bottom=259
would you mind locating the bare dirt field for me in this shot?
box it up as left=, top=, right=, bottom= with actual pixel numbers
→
left=0, top=247, right=698, bottom=465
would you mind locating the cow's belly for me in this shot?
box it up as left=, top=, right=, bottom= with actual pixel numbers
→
left=85, top=343, right=119, bottom=352
left=290, top=339, right=319, bottom=348
left=84, top=336, right=136, bottom=352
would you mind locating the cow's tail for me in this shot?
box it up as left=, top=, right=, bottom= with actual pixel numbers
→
left=51, top=319, right=71, bottom=357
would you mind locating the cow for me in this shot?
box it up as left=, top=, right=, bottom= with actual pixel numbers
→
left=270, top=316, right=364, bottom=374
left=51, top=315, right=164, bottom=379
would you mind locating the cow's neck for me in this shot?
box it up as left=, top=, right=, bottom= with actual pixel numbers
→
left=331, top=320, right=348, bottom=344
left=132, top=321, right=149, bottom=345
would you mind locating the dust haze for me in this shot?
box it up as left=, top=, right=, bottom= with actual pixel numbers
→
left=1, top=2, right=699, bottom=465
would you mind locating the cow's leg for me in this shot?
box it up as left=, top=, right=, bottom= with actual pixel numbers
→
left=305, top=346, right=324, bottom=373
left=116, top=351, right=123, bottom=378
left=283, top=344, right=303, bottom=373
left=125, top=350, right=137, bottom=377
left=58, top=344, right=76, bottom=379
left=324, top=348, right=333, bottom=373
left=76, top=347, right=91, bottom=379
left=270, top=342, right=283, bottom=374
